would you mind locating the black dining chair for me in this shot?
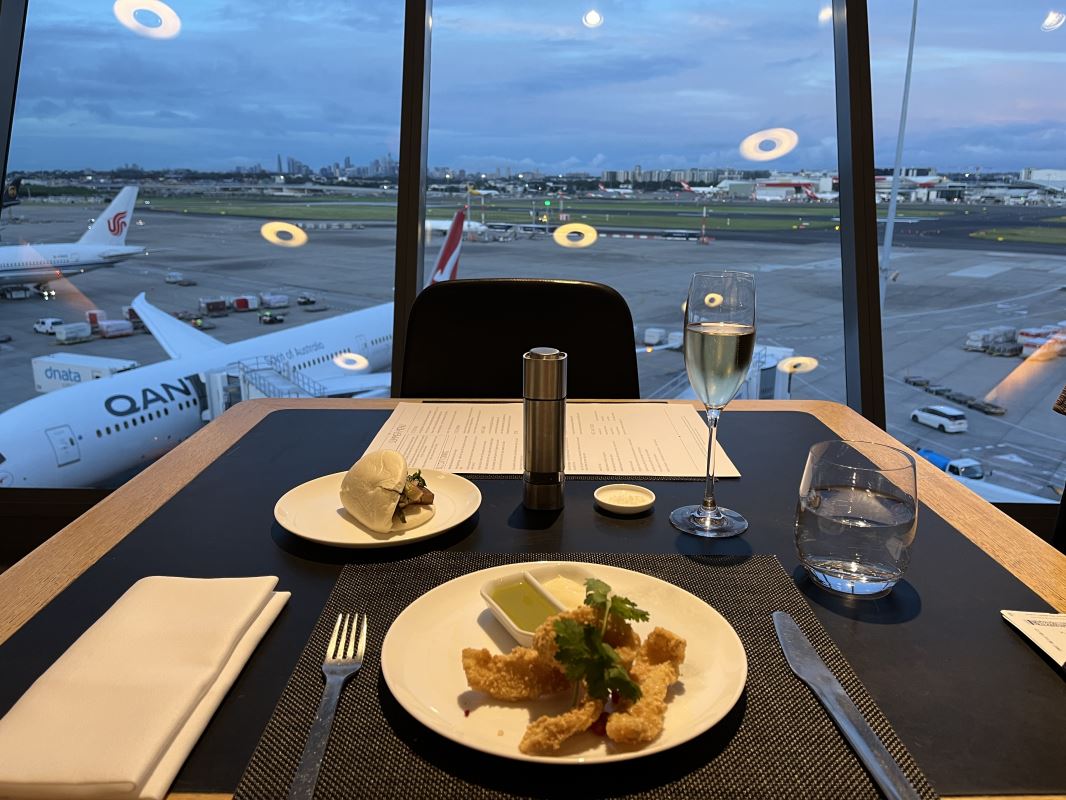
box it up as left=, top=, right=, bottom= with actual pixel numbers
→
left=398, top=278, right=640, bottom=398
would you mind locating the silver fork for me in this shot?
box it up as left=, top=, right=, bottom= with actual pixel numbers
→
left=288, top=613, right=368, bottom=800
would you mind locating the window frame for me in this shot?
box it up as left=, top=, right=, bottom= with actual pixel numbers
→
left=0, top=0, right=888, bottom=424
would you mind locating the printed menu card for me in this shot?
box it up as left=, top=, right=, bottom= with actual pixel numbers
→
left=363, top=402, right=740, bottom=478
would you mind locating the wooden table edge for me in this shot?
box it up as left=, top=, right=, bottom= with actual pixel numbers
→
left=2, top=398, right=1064, bottom=646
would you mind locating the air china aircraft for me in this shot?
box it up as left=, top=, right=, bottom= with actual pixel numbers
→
left=0, top=186, right=143, bottom=293
left=0, top=208, right=466, bottom=489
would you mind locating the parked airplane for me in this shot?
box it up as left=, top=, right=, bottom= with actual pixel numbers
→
left=0, top=187, right=143, bottom=294
left=2, top=178, right=22, bottom=209
left=467, top=185, right=500, bottom=197
left=800, top=185, right=839, bottom=202
left=426, top=207, right=487, bottom=236
left=597, top=183, right=634, bottom=196
left=0, top=208, right=466, bottom=489
left=679, top=180, right=719, bottom=196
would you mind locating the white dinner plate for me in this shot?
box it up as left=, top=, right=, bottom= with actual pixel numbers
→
left=381, top=561, right=748, bottom=764
left=273, top=469, right=481, bottom=548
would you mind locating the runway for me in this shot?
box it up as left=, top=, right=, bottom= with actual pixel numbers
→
left=1, top=200, right=1063, bottom=497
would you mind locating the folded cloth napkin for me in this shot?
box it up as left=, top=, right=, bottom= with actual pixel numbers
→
left=0, top=576, right=289, bottom=800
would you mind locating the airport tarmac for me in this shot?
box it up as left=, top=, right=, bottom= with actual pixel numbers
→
left=1, top=201, right=1064, bottom=497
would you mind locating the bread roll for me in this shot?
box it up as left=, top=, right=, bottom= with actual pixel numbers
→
left=340, top=450, right=408, bottom=533
left=339, top=450, right=436, bottom=533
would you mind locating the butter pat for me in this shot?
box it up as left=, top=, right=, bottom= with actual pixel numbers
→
left=540, top=575, right=586, bottom=609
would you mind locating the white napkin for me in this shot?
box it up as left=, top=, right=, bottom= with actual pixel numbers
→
left=0, top=576, right=289, bottom=800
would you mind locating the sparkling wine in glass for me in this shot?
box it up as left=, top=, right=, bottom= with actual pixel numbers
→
left=670, top=271, right=756, bottom=538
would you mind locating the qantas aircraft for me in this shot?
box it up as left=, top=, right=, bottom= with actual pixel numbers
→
left=0, top=208, right=466, bottom=489
left=679, top=180, right=719, bottom=196
left=426, top=207, right=487, bottom=236
left=0, top=187, right=143, bottom=293
left=597, top=182, right=633, bottom=196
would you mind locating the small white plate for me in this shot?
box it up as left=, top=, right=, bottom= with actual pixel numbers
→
left=594, top=483, right=656, bottom=515
left=274, top=469, right=481, bottom=548
left=382, top=561, right=747, bottom=764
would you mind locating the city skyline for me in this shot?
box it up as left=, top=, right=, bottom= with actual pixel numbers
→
left=5, top=1, right=1066, bottom=174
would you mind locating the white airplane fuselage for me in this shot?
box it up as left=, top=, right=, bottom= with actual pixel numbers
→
left=0, top=242, right=145, bottom=286
left=0, top=302, right=394, bottom=488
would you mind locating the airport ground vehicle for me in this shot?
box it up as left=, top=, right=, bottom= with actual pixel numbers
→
left=904, top=375, right=929, bottom=387
left=258, top=311, right=284, bottom=325
left=966, top=399, right=1007, bottom=416
left=297, top=293, right=317, bottom=305
left=32, top=354, right=139, bottom=393
left=911, top=405, right=969, bottom=433
left=54, top=322, right=92, bottom=344
left=917, top=448, right=984, bottom=479
left=0, top=333, right=12, bottom=343
left=33, top=317, right=64, bottom=334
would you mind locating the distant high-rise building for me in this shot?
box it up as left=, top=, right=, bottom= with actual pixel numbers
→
left=344, top=155, right=351, bottom=169
left=277, top=154, right=283, bottom=174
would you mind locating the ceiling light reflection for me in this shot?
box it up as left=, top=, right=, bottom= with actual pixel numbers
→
left=552, top=222, right=599, bottom=248
left=1041, top=10, right=1065, bottom=30
left=818, top=5, right=833, bottom=25
left=333, top=352, right=370, bottom=371
left=260, top=221, right=309, bottom=248
left=582, top=9, right=604, bottom=28
left=703, top=292, right=723, bottom=309
left=113, top=0, right=181, bottom=39
left=777, top=356, right=819, bottom=374
left=738, top=127, right=799, bottom=162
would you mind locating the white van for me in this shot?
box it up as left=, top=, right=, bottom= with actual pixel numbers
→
left=911, top=405, right=968, bottom=433
left=33, top=317, right=65, bottom=335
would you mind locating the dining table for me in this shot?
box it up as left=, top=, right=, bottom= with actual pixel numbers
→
left=1, top=397, right=1064, bottom=800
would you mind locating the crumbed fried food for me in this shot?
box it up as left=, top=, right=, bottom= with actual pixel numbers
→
left=519, top=698, right=604, bottom=754
left=605, top=627, right=687, bottom=746
left=530, top=606, right=642, bottom=669
left=461, top=646, right=570, bottom=701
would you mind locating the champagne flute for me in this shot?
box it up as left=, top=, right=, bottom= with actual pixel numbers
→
left=670, top=271, right=756, bottom=538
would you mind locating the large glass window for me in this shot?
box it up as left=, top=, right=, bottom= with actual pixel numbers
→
left=0, top=1, right=403, bottom=488
left=426, top=1, right=846, bottom=403
left=871, top=2, right=1065, bottom=503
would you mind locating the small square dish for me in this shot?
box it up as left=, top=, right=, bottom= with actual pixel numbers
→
left=479, top=565, right=595, bottom=646
left=594, top=484, right=655, bottom=515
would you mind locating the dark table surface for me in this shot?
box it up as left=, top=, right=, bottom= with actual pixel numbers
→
left=1, top=406, right=1064, bottom=798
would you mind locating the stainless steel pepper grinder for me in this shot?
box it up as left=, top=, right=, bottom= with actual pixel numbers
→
left=523, top=346, right=567, bottom=510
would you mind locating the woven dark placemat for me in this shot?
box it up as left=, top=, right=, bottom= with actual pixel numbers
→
left=235, top=553, right=937, bottom=800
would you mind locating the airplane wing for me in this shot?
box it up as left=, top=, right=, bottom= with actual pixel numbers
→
left=298, top=361, right=393, bottom=396
left=132, top=292, right=225, bottom=359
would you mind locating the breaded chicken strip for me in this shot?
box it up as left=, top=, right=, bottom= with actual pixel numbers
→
left=605, top=627, right=687, bottom=745
left=519, top=698, right=604, bottom=754
left=531, top=605, right=642, bottom=669
left=462, top=646, right=570, bottom=701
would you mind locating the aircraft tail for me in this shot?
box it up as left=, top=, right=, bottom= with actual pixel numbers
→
left=3, top=177, right=22, bottom=207
left=801, top=185, right=818, bottom=201
left=79, top=186, right=138, bottom=246
left=131, top=292, right=224, bottom=359
left=680, top=180, right=693, bottom=192
left=426, top=207, right=465, bottom=285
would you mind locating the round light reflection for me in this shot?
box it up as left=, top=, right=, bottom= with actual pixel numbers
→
left=333, top=352, right=370, bottom=371
left=1042, top=10, right=1065, bottom=30
left=703, top=292, right=724, bottom=309
left=260, top=221, right=309, bottom=248
left=113, top=0, right=182, bottom=39
left=818, top=5, right=833, bottom=25
left=777, top=356, right=819, bottom=374
left=553, top=222, right=599, bottom=249
left=739, top=127, right=799, bottom=162
left=582, top=9, right=604, bottom=28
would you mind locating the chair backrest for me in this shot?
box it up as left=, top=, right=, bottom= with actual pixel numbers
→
left=399, top=278, right=640, bottom=398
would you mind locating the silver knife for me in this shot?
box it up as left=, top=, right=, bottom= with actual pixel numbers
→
left=772, top=611, right=922, bottom=800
